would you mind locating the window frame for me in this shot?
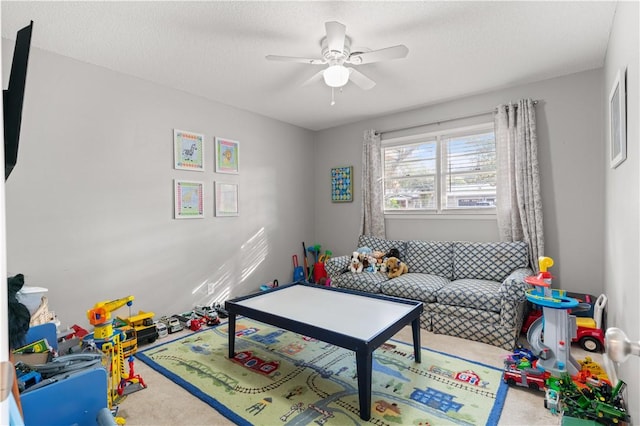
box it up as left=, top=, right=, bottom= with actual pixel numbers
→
left=382, top=122, right=497, bottom=218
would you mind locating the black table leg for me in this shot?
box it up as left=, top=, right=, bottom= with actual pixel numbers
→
left=412, top=317, right=421, bottom=363
left=227, top=313, right=236, bottom=359
left=355, top=349, right=372, bottom=420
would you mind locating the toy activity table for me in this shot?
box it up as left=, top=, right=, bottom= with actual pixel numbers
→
left=225, top=283, right=423, bottom=421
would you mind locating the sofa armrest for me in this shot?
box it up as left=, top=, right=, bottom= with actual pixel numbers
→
left=325, top=255, right=350, bottom=278
left=499, top=267, right=534, bottom=301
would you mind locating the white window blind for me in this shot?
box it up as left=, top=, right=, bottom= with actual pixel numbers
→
left=383, top=123, right=496, bottom=215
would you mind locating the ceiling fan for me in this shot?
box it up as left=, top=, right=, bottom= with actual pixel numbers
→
left=266, top=21, right=409, bottom=103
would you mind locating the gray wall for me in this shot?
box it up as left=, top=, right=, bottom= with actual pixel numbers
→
left=603, top=1, right=639, bottom=422
left=314, top=69, right=605, bottom=297
left=2, top=42, right=315, bottom=327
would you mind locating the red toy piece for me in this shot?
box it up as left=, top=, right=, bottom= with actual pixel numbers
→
left=117, top=355, right=146, bottom=396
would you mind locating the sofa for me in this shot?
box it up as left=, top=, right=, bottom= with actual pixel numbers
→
left=325, top=235, right=533, bottom=350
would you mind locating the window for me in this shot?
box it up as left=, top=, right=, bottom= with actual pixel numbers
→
left=382, top=123, right=496, bottom=215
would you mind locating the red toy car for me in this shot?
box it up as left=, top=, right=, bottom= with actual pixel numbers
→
left=522, top=302, right=605, bottom=353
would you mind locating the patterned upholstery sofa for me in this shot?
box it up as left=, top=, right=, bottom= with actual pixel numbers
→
left=325, top=235, right=533, bottom=350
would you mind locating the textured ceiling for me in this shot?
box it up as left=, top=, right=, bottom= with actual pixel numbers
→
left=2, top=1, right=617, bottom=131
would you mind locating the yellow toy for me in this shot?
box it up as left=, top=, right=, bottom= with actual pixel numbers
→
left=85, top=296, right=147, bottom=423
left=87, top=295, right=135, bottom=340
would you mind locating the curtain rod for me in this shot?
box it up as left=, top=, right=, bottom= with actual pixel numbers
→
left=377, top=100, right=538, bottom=136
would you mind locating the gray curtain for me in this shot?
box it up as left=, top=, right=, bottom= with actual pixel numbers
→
left=360, top=129, right=385, bottom=238
left=495, top=99, right=544, bottom=271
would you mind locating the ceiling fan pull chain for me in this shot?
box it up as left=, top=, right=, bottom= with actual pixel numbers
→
left=330, top=87, right=336, bottom=106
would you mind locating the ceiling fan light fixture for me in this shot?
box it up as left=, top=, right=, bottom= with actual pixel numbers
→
left=323, top=65, right=349, bottom=88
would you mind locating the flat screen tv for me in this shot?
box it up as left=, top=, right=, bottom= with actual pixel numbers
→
left=4, top=21, right=33, bottom=180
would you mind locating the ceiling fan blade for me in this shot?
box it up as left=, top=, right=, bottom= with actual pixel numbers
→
left=348, top=45, right=409, bottom=65
left=301, top=69, right=325, bottom=87
left=347, top=68, right=376, bottom=90
left=325, top=21, right=346, bottom=53
left=266, top=55, right=325, bottom=65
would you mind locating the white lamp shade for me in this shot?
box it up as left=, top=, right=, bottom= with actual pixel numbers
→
left=323, top=65, right=349, bottom=88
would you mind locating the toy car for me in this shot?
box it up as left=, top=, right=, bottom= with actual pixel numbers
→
left=575, top=326, right=604, bottom=352
left=522, top=309, right=605, bottom=352
left=199, top=314, right=220, bottom=326
left=159, top=316, right=183, bottom=334
left=155, top=321, right=168, bottom=338
left=544, top=388, right=560, bottom=414
left=194, top=304, right=218, bottom=319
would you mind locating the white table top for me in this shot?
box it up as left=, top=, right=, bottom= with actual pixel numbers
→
left=233, top=285, right=418, bottom=341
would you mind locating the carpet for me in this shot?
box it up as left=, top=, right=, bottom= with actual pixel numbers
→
left=136, top=318, right=508, bottom=425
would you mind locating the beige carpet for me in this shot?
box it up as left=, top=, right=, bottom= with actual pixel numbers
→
left=118, top=322, right=600, bottom=425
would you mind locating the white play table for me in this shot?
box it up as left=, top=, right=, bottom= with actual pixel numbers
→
left=225, top=283, right=423, bottom=421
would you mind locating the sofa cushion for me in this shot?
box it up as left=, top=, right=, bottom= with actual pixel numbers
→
left=357, top=235, right=407, bottom=260
left=405, top=241, right=454, bottom=279
left=325, top=255, right=350, bottom=278
left=453, top=241, right=529, bottom=282
left=381, top=273, right=449, bottom=303
left=436, top=278, right=502, bottom=313
left=331, top=271, right=388, bottom=293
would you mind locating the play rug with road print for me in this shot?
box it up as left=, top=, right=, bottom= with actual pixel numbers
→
left=136, top=318, right=508, bottom=425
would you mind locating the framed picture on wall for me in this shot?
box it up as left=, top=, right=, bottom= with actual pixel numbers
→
left=215, top=182, right=239, bottom=216
left=331, top=166, right=353, bottom=202
left=609, top=68, right=627, bottom=169
left=174, top=129, right=205, bottom=171
left=174, top=180, right=204, bottom=219
left=215, top=137, right=239, bottom=174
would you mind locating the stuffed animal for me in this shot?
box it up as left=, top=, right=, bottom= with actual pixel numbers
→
left=372, top=251, right=385, bottom=266
left=356, top=246, right=372, bottom=255
left=385, top=248, right=401, bottom=260
left=350, top=251, right=363, bottom=273
left=386, top=257, right=409, bottom=278
left=363, top=254, right=377, bottom=272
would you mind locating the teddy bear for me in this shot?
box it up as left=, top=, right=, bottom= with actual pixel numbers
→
left=350, top=251, right=363, bottom=273
left=385, top=256, right=408, bottom=278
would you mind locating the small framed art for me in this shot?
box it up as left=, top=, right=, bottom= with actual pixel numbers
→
left=609, top=68, right=627, bottom=169
left=174, top=129, right=204, bottom=171
left=215, top=137, right=239, bottom=174
left=174, top=180, right=204, bottom=219
left=331, top=166, right=353, bottom=202
left=215, top=182, right=239, bottom=217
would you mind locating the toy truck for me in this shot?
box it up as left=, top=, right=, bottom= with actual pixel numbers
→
left=119, top=325, right=138, bottom=357
left=502, top=364, right=549, bottom=392
left=118, top=310, right=159, bottom=345
left=155, top=321, right=168, bottom=338
left=159, top=315, right=183, bottom=334
left=194, top=304, right=217, bottom=318
left=193, top=305, right=220, bottom=326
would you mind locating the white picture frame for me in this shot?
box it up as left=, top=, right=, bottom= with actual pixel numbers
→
left=174, top=180, right=204, bottom=219
left=214, top=182, right=239, bottom=217
left=215, top=137, right=240, bottom=174
left=174, top=129, right=205, bottom=171
left=609, top=68, right=627, bottom=169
